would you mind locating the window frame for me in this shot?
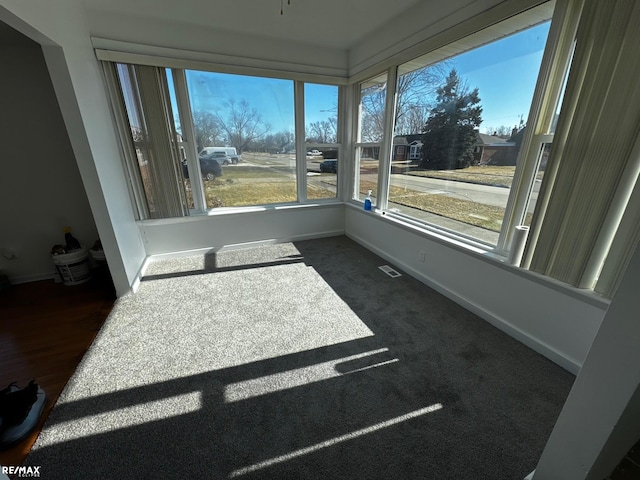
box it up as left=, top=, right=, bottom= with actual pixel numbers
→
left=99, top=0, right=595, bottom=273
left=348, top=0, right=580, bottom=259
left=101, top=58, right=346, bottom=217
left=301, top=82, right=343, bottom=203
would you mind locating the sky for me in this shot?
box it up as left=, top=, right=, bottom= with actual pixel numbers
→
left=451, top=22, right=551, bottom=133
left=166, top=20, right=551, bottom=137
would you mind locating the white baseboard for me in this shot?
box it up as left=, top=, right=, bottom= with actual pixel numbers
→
left=7, top=272, right=54, bottom=285
left=144, top=230, right=344, bottom=263
left=138, top=229, right=345, bottom=288
left=524, top=470, right=535, bottom=480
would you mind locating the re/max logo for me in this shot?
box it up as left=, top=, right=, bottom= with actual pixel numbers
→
left=1, top=466, right=41, bottom=478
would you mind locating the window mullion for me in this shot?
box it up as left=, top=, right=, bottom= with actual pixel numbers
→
left=294, top=81, right=307, bottom=202
left=171, top=69, right=206, bottom=213
left=351, top=84, right=362, bottom=202
left=499, top=133, right=553, bottom=257
left=338, top=85, right=351, bottom=202
left=377, top=66, right=398, bottom=211
left=497, top=0, right=582, bottom=255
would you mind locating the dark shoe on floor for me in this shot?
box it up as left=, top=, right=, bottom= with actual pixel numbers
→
left=0, top=380, right=38, bottom=426
left=0, top=381, right=47, bottom=450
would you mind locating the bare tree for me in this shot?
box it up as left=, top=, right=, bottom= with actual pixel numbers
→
left=306, top=117, right=337, bottom=143
left=215, top=99, right=270, bottom=153
left=256, top=130, right=295, bottom=153
left=192, top=111, right=223, bottom=151
left=395, top=104, right=431, bottom=136
left=360, top=83, right=387, bottom=142
left=359, top=63, right=449, bottom=141
left=394, top=65, right=449, bottom=134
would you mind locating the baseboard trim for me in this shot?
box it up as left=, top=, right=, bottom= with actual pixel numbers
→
left=7, top=272, right=54, bottom=285
left=130, top=259, right=149, bottom=295
left=347, top=232, right=581, bottom=375
left=216, top=230, right=345, bottom=253
left=141, top=229, right=345, bottom=271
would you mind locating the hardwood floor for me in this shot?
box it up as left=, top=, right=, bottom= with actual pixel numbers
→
left=0, top=277, right=115, bottom=466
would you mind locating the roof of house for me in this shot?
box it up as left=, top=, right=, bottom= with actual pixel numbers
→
left=476, top=133, right=510, bottom=145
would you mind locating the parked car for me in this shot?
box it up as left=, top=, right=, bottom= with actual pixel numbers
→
left=202, top=152, right=232, bottom=166
left=199, top=147, right=241, bottom=164
left=307, top=149, right=322, bottom=156
left=182, top=157, right=222, bottom=181
left=319, top=159, right=337, bottom=173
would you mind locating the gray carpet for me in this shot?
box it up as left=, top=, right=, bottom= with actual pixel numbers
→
left=26, top=236, right=574, bottom=479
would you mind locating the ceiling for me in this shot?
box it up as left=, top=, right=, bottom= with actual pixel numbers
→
left=82, top=0, right=426, bottom=50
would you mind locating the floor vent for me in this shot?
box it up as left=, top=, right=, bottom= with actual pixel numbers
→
left=378, top=265, right=402, bottom=278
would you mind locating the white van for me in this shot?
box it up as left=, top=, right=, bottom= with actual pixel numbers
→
left=199, top=147, right=241, bottom=164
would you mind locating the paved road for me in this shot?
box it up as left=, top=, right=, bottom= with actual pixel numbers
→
left=388, top=174, right=540, bottom=213
left=390, top=174, right=508, bottom=207
left=238, top=154, right=322, bottom=173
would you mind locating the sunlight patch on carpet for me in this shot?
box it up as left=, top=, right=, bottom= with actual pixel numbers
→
left=229, top=403, right=444, bottom=477
left=31, top=392, right=202, bottom=447
left=224, top=348, right=398, bottom=402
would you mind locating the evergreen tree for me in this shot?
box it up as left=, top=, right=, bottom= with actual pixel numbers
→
left=421, top=69, right=483, bottom=170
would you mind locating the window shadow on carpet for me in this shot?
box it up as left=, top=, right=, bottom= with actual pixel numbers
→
left=25, top=236, right=574, bottom=480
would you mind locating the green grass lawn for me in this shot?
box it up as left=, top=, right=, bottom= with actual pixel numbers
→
left=408, top=165, right=515, bottom=188
left=191, top=159, right=529, bottom=232
left=405, top=165, right=545, bottom=188
left=360, top=180, right=505, bottom=231
left=220, top=165, right=290, bottom=180
left=203, top=163, right=294, bottom=206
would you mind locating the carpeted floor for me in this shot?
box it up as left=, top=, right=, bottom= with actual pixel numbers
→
left=26, top=236, right=574, bottom=479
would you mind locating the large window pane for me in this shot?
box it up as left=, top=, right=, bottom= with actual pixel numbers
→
left=355, top=74, right=387, bottom=204
left=165, top=70, right=197, bottom=210
left=305, top=83, right=339, bottom=200
left=356, top=145, right=382, bottom=205
left=388, top=20, right=552, bottom=244
left=185, top=71, right=296, bottom=209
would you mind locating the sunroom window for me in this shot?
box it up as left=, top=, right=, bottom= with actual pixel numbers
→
left=384, top=8, right=554, bottom=245
left=354, top=73, right=388, bottom=206
left=184, top=70, right=296, bottom=209
left=103, top=62, right=342, bottom=218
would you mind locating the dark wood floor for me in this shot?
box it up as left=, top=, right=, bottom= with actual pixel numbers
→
left=0, top=277, right=114, bottom=466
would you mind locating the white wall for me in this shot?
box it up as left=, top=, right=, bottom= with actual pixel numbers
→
left=140, top=204, right=345, bottom=256
left=0, top=42, right=98, bottom=283
left=345, top=206, right=608, bottom=373
left=0, top=0, right=147, bottom=296
left=532, top=238, right=640, bottom=480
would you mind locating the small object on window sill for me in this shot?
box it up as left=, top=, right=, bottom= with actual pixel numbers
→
left=364, top=190, right=372, bottom=211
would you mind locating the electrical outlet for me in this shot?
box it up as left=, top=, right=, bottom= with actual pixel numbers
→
left=419, top=251, right=426, bottom=262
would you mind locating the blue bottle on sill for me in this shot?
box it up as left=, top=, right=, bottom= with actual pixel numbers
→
left=364, top=190, right=372, bottom=211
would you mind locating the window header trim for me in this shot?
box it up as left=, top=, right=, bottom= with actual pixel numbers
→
left=93, top=38, right=349, bottom=86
